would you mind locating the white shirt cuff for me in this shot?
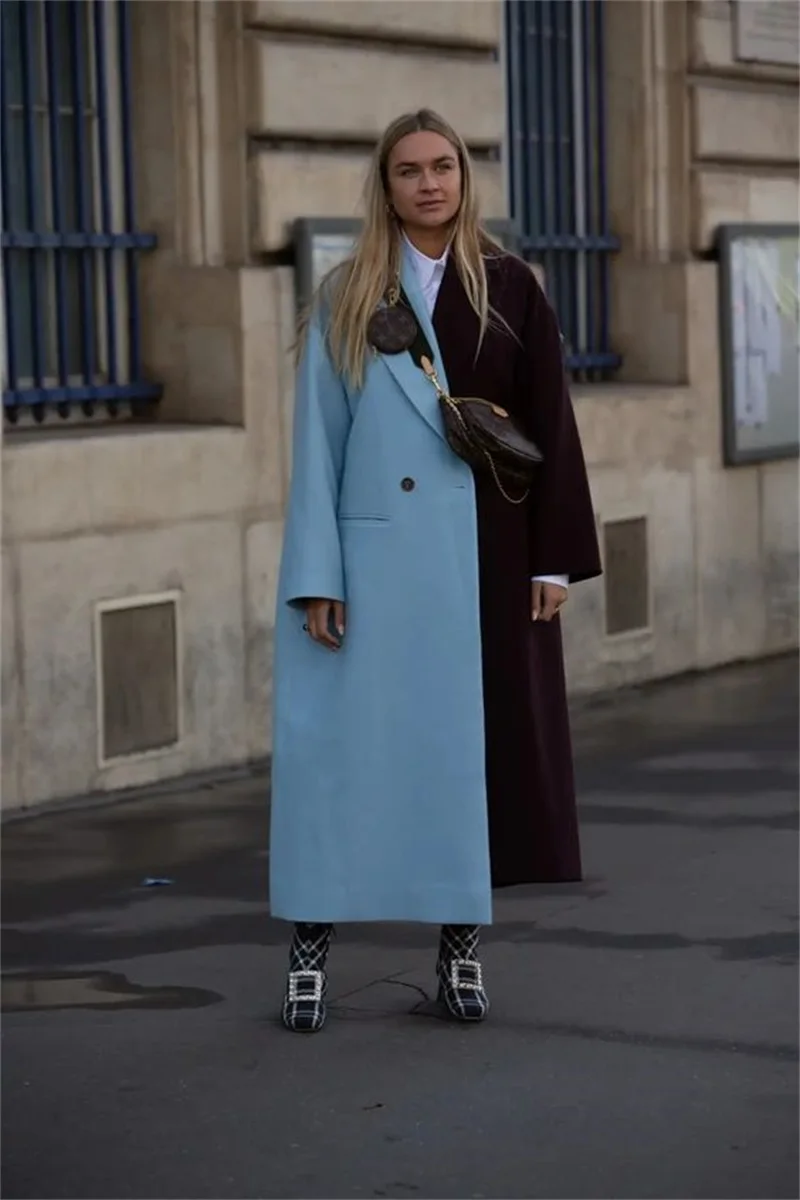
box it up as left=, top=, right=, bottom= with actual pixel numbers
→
left=532, top=574, right=569, bottom=589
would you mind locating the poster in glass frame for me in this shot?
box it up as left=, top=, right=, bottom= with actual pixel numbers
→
left=716, top=222, right=799, bottom=467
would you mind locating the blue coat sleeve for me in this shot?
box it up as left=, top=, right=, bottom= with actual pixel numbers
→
left=278, top=316, right=352, bottom=608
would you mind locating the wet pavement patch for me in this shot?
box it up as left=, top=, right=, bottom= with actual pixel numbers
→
left=1, top=970, right=223, bottom=1012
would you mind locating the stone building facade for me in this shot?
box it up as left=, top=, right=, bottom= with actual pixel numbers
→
left=2, top=0, right=798, bottom=810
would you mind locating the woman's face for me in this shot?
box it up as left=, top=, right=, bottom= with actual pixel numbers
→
left=385, top=131, right=462, bottom=232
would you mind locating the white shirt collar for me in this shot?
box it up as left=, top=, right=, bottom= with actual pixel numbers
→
left=402, top=232, right=449, bottom=316
left=403, top=231, right=449, bottom=284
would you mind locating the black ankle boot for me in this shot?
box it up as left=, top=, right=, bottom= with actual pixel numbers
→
left=282, top=923, right=333, bottom=1032
left=436, top=924, right=490, bottom=1022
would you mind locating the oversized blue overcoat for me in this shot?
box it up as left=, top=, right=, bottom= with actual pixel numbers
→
left=270, top=245, right=492, bottom=925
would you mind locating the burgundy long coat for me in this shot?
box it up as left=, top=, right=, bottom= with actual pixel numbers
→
left=432, top=250, right=601, bottom=887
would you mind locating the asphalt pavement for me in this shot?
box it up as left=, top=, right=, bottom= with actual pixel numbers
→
left=2, top=656, right=798, bottom=1200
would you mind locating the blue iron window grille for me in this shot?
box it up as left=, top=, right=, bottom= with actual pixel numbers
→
left=506, top=0, right=620, bottom=380
left=1, top=0, right=161, bottom=424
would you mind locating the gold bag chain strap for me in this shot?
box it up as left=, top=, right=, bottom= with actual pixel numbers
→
left=390, top=280, right=530, bottom=506
left=419, top=354, right=530, bottom=506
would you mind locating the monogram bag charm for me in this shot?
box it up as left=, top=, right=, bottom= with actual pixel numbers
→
left=367, top=284, right=419, bottom=355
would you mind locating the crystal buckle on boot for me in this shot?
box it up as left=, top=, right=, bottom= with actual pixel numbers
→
left=287, top=969, right=324, bottom=1003
left=449, top=958, right=483, bottom=991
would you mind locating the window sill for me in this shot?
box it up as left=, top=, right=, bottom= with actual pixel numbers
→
left=572, top=382, right=693, bottom=403
left=3, top=420, right=244, bottom=447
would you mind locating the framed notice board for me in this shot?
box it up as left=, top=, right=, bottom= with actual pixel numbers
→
left=717, top=223, right=799, bottom=467
left=292, top=217, right=522, bottom=313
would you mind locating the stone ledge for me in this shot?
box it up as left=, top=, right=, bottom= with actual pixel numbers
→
left=244, top=0, right=501, bottom=49
left=246, top=36, right=503, bottom=144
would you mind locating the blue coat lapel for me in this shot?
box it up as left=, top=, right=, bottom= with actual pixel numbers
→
left=379, top=246, right=450, bottom=442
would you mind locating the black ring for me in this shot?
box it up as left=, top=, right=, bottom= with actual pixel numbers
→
left=302, top=623, right=309, bottom=631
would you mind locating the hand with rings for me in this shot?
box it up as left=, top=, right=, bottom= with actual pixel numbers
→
left=531, top=581, right=567, bottom=623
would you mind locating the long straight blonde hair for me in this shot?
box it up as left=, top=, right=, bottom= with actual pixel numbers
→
left=300, top=109, right=502, bottom=389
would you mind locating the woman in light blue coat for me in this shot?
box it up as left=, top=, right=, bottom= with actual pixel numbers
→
left=271, top=109, right=600, bottom=1032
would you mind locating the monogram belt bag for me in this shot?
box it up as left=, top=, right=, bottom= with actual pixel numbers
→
left=400, top=290, right=543, bottom=505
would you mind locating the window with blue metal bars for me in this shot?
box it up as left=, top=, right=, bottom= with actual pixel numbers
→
left=506, top=0, right=620, bottom=380
left=1, top=0, right=161, bottom=424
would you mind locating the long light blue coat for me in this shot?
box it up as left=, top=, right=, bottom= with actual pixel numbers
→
left=269, top=245, right=492, bottom=925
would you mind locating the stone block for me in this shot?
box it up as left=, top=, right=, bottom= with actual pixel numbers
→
left=560, top=573, right=605, bottom=693
left=2, top=426, right=247, bottom=543
left=761, top=457, right=800, bottom=650
left=611, top=261, right=690, bottom=386
left=559, top=434, right=700, bottom=692
left=244, top=0, right=501, bottom=47
left=273, top=265, right=298, bottom=503
left=692, top=168, right=799, bottom=249
left=15, top=519, right=248, bottom=806
left=1, top=546, right=21, bottom=810
left=246, top=36, right=502, bottom=144
left=640, top=465, right=698, bottom=678
left=239, top=268, right=292, bottom=509
left=182, top=324, right=244, bottom=425
left=243, top=518, right=285, bottom=755
left=694, top=458, right=767, bottom=668
left=685, top=262, right=723, bottom=434
left=692, top=82, right=799, bottom=163
left=565, top=466, right=655, bottom=691
left=250, top=150, right=505, bottom=250
left=582, top=458, right=697, bottom=683
left=572, top=384, right=697, bottom=474
left=141, top=266, right=245, bottom=424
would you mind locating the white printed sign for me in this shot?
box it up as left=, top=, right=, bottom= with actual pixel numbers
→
left=734, top=1, right=800, bottom=66
left=724, top=230, right=800, bottom=463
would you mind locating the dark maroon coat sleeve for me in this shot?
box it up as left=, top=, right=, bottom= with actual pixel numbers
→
left=517, top=274, right=602, bottom=584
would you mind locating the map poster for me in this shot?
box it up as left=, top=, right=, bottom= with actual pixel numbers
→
left=717, top=224, right=800, bottom=467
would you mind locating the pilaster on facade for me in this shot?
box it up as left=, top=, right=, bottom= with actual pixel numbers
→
left=606, top=0, right=691, bottom=267
left=166, top=0, right=248, bottom=269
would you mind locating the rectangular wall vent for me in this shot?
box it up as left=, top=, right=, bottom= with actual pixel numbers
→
left=96, top=593, right=181, bottom=763
left=603, top=517, right=650, bottom=636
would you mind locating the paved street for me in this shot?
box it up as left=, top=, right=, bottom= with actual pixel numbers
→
left=2, top=656, right=798, bottom=1200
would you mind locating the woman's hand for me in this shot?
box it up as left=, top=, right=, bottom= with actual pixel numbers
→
left=304, top=599, right=346, bottom=650
left=531, top=581, right=567, bottom=622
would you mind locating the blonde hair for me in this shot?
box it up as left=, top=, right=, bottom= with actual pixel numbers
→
left=299, top=109, right=503, bottom=388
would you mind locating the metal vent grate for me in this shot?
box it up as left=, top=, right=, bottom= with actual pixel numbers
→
left=97, top=594, right=180, bottom=762
left=603, top=517, right=650, bottom=636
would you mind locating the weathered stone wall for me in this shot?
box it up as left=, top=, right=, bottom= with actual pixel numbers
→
left=2, top=0, right=796, bottom=811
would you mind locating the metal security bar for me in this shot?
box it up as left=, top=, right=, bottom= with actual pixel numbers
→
left=506, top=0, right=620, bottom=380
left=1, top=0, right=161, bottom=424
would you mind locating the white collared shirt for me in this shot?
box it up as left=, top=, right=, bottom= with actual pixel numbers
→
left=403, top=232, right=568, bottom=594
left=403, top=233, right=449, bottom=317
